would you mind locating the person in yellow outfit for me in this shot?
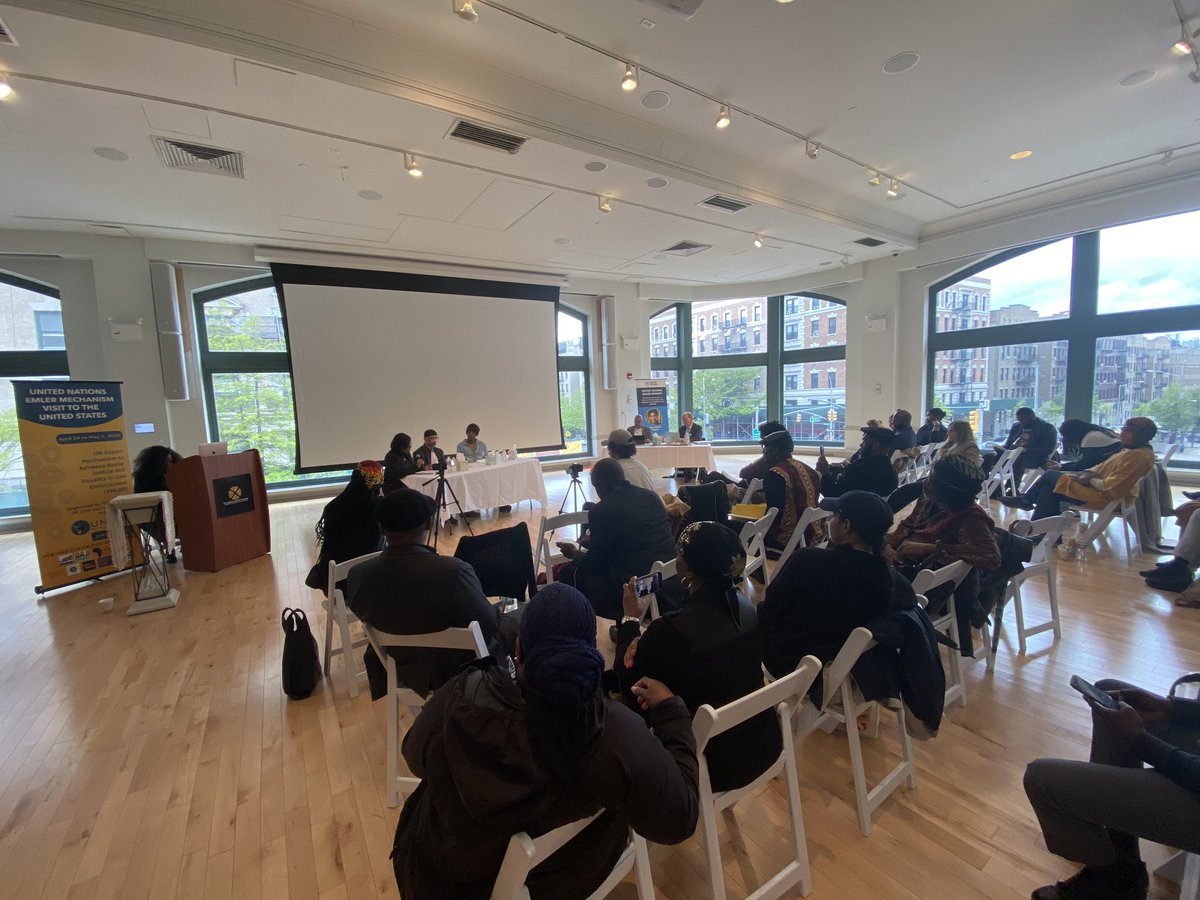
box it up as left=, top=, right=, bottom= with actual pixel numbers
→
left=1001, top=417, right=1157, bottom=521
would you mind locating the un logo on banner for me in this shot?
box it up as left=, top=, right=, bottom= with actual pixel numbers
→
left=227, top=485, right=243, bottom=501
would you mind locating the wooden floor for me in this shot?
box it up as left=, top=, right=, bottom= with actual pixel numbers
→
left=0, top=457, right=1196, bottom=900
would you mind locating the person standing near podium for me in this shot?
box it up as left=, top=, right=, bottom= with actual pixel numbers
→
left=132, top=445, right=183, bottom=561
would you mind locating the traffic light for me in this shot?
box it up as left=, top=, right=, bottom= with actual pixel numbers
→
left=968, top=409, right=981, bottom=432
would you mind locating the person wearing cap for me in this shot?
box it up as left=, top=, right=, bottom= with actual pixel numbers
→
left=759, top=491, right=916, bottom=679
left=392, top=583, right=699, bottom=899
left=346, top=487, right=512, bottom=699
left=305, top=460, right=386, bottom=593
left=816, top=426, right=899, bottom=499
left=759, top=430, right=821, bottom=552
left=615, top=521, right=781, bottom=793
left=603, top=428, right=656, bottom=491
left=555, top=458, right=677, bottom=620
left=915, top=408, right=949, bottom=446
left=414, top=428, right=445, bottom=472
left=699, top=420, right=788, bottom=500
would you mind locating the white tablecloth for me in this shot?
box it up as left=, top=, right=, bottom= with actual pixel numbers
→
left=410, top=458, right=548, bottom=511
left=635, top=444, right=718, bottom=472
left=105, top=491, right=175, bottom=570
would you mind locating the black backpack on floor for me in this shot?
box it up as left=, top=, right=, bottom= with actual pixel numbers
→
left=281, top=608, right=321, bottom=700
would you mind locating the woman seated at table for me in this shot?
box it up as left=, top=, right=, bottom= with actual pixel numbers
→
left=305, top=460, right=385, bottom=594
left=614, top=521, right=781, bottom=792
left=383, top=433, right=418, bottom=495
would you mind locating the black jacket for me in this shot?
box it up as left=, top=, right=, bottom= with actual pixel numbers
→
left=308, top=489, right=384, bottom=593
left=852, top=605, right=946, bottom=737
left=678, top=422, right=705, bottom=442
left=383, top=450, right=418, bottom=494
left=821, top=454, right=898, bottom=498
left=346, top=544, right=504, bottom=698
left=892, top=425, right=917, bottom=451
left=393, top=660, right=699, bottom=900
left=1003, top=418, right=1057, bottom=467
left=915, top=423, right=948, bottom=445
left=616, top=587, right=781, bottom=793
left=413, top=444, right=445, bottom=471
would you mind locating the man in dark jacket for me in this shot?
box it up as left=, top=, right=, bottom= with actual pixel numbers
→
left=393, top=584, right=698, bottom=900
left=891, top=409, right=917, bottom=452
left=346, top=488, right=511, bottom=698
left=998, top=407, right=1057, bottom=490
left=556, top=459, right=677, bottom=619
left=915, top=408, right=948, bottom=445
left=816, top=426, right=899, bottom=498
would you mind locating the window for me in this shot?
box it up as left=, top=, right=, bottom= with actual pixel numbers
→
left=711, top=314, right=718, bottom=329
left=1098, top=209, right=1200, bottom=315
left=810, top=319, right=820, bottom=337
left=0, top=272, right=71, bottom=515
left=1093, top=330, right=1200, bottom=446
left=785, top=324, right=798, bottom=341
left=738, top=307, right=747, bottom=325
left=753, top=329, right=761, bottom=347
left=785, top=374, right=798, bottom=390
left=653, top=326, right=660, bottom=341
left=785, top=298, right=797, bottom=314
left=827, top=370, right=837, bottom=389
left=827, top=314, right=838, bottom=336
left=723, top=311, right=732, bottom=327
left=552, top=306, right=593, bottom=458
left=739, top=333, right=747, bottom=350
left=692, top=366, right=766, bottom=442
left=724, top=334, right=731, bottom=351
left=753, top=305, right=762, bottom=322
left=810, top=371, right=819, bottom=389
left=697, top=317, right=705, bottom=333
left=698, top=338, right=706, bottom=353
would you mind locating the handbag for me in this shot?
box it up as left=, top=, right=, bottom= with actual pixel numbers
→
left=281, top=608, right=322, bottom=700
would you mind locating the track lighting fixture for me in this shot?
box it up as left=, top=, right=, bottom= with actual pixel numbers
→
left=716, top=104, right=731, bottom=129
left=839, top=254, right=850, bottom=269
left=405, top=153, right=423, bottom=178
left=868, top=172, right=882, bottom=186
left=886, top=179, right=901, bottom=198
left=452, top=0, right=479, bottom=22
left=1172, top=25, right=1192, bottom=55
left=599, top=196, right=613, bottom=213
left=0, top=79, right=12, bottom=101
left=621, top=64, right=639, bottom=92
left=805, top=141, right=821, bottom=160
left=753, top=234, right=763, bottom=248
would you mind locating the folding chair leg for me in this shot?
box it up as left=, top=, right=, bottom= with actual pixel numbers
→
left=386, top=686, right=400, bottom=808
left=842, top=683, right=873, bottom=836
left=895, top=703, right=917, bottom=790
left=631, top=833, right=655, bottom=900
left=698, top=788, right=727, bottom=900
left=322, top=604, right=334, bottom=678
left=338, top=609, right=358, bottom=699
left=1047, top=571, right=1061, bottom=640
left=782, top=727, right=813, bottom=897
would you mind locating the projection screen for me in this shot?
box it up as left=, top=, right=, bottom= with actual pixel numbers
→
left=272, top=264, right=564, bottom=473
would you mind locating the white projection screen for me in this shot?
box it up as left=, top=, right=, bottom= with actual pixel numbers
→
left=272, top=264, right=564, bottom=472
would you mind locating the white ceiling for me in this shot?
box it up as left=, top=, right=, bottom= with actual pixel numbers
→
left=0, top=0, right=1198, bottom=287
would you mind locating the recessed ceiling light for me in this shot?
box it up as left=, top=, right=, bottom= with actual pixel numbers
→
left=621, top=64, right=639, bottom=92
left=357, top=189, right=382, bottom=201
left=554, top=237, right=572, bottom=246
left=93, top=147, right=129, bottom=162
left=1010, top=149, right=1033, bottom=160
left=716, top=104, right=731, bottom=129
left=584, top=161, right=608, bottom=172
left=882, top=52, right=920, bottom=75
left=641, top=91, right=671, bottom=110
left=405, top=153, right=423, bottom=177
left=1119, top=69, right=1156, bottom=87
left=0, top=79, right=13, bottom=101
left=645, top=177, right=669, bottom=188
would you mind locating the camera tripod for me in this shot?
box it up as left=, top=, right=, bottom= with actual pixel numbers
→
left=559, top=467, right=589, bottom=514
left=427, top=466, right=473, bottom=552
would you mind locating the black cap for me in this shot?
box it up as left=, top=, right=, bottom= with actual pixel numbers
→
left=761, top=430, right=794, bottom=452
left=376, top=487, right=436, bottom=533
left=819, top=491, right=894, bottom=543
left=861, top=426, right=896, bottom=447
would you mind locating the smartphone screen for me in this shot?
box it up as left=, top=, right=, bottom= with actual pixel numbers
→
left=635, top=572, right=663, bottom=597
left=1069, top=675, right=1118, bottom=710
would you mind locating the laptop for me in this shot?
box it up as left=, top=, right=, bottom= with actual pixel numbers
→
left=199, top=441, right=228, bottom=456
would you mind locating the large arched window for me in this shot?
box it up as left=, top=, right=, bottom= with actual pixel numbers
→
left=0, top=272, right=71, bottom=514
left=549, top=305, right=592, bottom=459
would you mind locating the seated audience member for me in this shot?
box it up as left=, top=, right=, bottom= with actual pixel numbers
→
left=890, top=419, right=983, bottom=511
left=915, top=407, right=949, bottom=446
left=455, top=424, right=510, bottom=515
left=383, top=432, right=417, bottom=495
left=699, top=420, right=787, bottom=500
left=1140, top=500, right=1200, bottom=594
left=885, top=456, right=1000, bottom=654
left=305, top=460, right=385, bottom=594
left=1024, top=677, right=1200, bottom=900
left=891, top=409, right=917, bottom=454
left=669, top=411, right=706, bottom=480
left=1052, top=419, right=1122, bottom=472
left=1001, top=417, right=1157, bottom=520
left=392, top=583, right=699, bottom=900
left=759, top=491, right=914, bottom=678
left=987, top=406, right=1057, bottom=488
left=132, top=444, right=184, bottom=556
left=816, top=426, right=899, bottom=498
left=759, top=430, right=821, bottom=551
left=556, top=459, right=677, bottom=620
left=615, top=522, right=782, bottom=792
left=628, top=414, right=651, bottom=444
left=346, top=487, right=511, bottom=698
left=602, top=428, right=656, bottom=491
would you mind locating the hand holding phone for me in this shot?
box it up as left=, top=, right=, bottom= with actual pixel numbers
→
left=634, top=571, right=663, bottom=597
left=1070, top=675, right=1119, bottom=710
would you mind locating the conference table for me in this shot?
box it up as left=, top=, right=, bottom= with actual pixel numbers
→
left=634, top=443, right=718, bottom=473
left=409, top=457, right=548, bottom=524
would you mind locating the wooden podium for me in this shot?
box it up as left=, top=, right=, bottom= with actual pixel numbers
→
left=167, top=450, right=271, bottom=572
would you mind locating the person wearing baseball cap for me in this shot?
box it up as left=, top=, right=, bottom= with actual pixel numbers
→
left=602, top=428, right=656, bottom=491
left=758, top=490, right=915, bottom=679
left=816, top=426, right=899, bottom=499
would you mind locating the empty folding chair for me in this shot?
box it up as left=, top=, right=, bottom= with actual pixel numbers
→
left=534, top=510, right=589, bottom=583
left=454, top=521, right=538, bottom=600
left=774, top=506, right=833, bottom=570
left=795, top=629, right=917, bottom=836
left=321, top=550, right=382, bottom=698
left=739, top=507, right=778, bottom=586
left=978, top=447, right=1023, bottom=507
left=490, top=812, right=654, bottom=900
left=1161, top=442, right=1183, bottom=468
left=1002, top=510, right=1078, bottom=656
left=693, top=655, right=822, bottom=899
left=911, top=560, right=974, bottom=702
left=365, top=621, right=489, bottom=807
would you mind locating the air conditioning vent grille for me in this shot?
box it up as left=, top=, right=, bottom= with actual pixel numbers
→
left=448, top=119, right=527, bottom=154
left=153, top=137, right=245, bottom=178
left=0, top=16, right=16, bottom=46
left=853, top=237, right=886, bottom=248
left=661, top=240, right=711, bottom=256
left=698, top=194, right=751, bottom=214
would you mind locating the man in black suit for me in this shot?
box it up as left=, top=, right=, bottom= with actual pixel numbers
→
left=556, top=458, right=677, bottom=620
left=346, top=488, right=514, bottom=698
left=995, top=407, right=1058, bottom=492
left=816, top=426, right=899, bottom=498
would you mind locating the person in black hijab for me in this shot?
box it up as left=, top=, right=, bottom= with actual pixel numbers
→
left=614, top=521, right=781, bottom=792
left=383, top=432, right=418, bottom=494
left=305, top=461, right=385, bottom=593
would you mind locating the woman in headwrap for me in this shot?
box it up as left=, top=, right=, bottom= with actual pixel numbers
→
left=614, top=522, right=782, bottom=792
left=392, top=583, right=699, bottom=900
left=383, top=432, right=418, bottom=494
left=305, top=460, right=385, bottom=593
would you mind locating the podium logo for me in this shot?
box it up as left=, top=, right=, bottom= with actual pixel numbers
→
left=227, top=484, right=243, bottom=501
left=213, top=474, right=255, bottom=518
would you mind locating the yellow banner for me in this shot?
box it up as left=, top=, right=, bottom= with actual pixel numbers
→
left=15, top=381, right=131, bottom=592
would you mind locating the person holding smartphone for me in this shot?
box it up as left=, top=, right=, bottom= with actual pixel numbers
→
left=1023, top=675, right=1200, bottom=899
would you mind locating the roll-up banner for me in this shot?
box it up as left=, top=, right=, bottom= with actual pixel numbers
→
left=14, top=381, right=132, bottom=593
left=634, top=379, right=670, bottom=438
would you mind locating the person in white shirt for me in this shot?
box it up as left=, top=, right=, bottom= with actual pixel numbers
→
left=602, top=428, right=656, bottom=491
left=628, top=415, right=651, bottom=444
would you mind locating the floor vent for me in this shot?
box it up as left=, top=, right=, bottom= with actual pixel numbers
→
left=698, top=194, right=750, bottom=214
left=447, top=119, right=527, bottom=154
left=153, top=137, right=245, bottom=178
left=661, top=240, right=712, bottom=256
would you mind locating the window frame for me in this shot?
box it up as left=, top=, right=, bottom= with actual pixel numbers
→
left=553, top=303, right=594, bottom=461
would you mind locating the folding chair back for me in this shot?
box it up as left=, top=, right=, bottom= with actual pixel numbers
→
left=775, top=507, right=833, bottom=570
left=1003, top=510, right=1078, bottom=657
left=911, top=560, right=972, bottom=706
left=322, top=550, right=383, bottom=698
left=739, top=507, right=778, bottom=586
left=978, top=448, right=1022, bottom=506
left=535, top=510, right=589, bottom=583
left=743, top=477, right=764, bottom=502
left=644, top=557, right=677, bottom=622
left=455, top=522, right=538, bottom=600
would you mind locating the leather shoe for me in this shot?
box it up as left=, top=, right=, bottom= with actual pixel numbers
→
left=1184, top=490, right=1200, bottom=501
left=999, top=495, right=1035, bottom=511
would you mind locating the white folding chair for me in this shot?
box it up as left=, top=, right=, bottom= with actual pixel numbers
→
left=535, top=510, right=589, bottom=583
left=911, top=560, right=975, bottom=700
left=774, top=507, right=833, bottom=571
left=795, top=629, right=917, bottom=837
left=743, top=477, right=764, bottom=503
left=643, top=557, right=676, bottom=622
left=739, top=507, right=778, bottom=586
left=978, top=448, right=1023, bottom=506
left=1161, top=442, right=1183, bottom=468
left=910, top=443, right=934, bottom=481
left=891, top=450, right=915, bottom=485
left=693, top=655, right=822, bottom=899
left=365, top=622, right=489, bottom=807
left=1003, top=511, right=1079, bottom=656
left=1018, top=466, right=1045, bottom=493
left=320, top=550, right=382, bottom=698
left=490, top=812, right=654, bottom=900
left=1077, top=496, right=1140, bottom=558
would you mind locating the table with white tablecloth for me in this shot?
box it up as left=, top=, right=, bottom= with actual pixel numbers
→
left=409, top=457, right=548, bottom=515
left=633, top=443, right=718, bottom=473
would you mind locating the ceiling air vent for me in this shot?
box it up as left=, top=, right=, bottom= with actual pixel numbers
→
left=153, top=137, right=245, bottom=178
left=447, top=119, right=527, bottom=154
left=661, top=240, right=712, bottom=257
left=698, top=194, right=751, bottom=214
left=852, top=236, right=886, bottom=248
left=0, top=15, right=16, bottom=46
left=638, top=0, right=706, bottom=20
